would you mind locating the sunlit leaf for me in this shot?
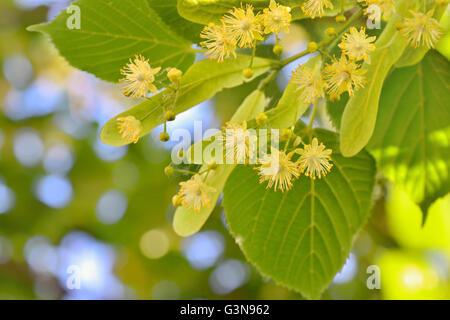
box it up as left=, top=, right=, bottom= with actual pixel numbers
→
left=178, top=0, right=354, bottom=24
left=369, top=50, right=450, bottom=214
left=173, top=89, right=268, bottom=237
left=28, top=0, right=195, bottom=83
left=339, top=0, right=416, bottom=157
left=223, top=128, right=376, bottom=298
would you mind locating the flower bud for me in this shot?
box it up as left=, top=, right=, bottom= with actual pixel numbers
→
left=307, top=42, right=318, bottom=53
left=168, top=68, right=182, bottom=83
left=325, top=27, right=336, bottom=36
left=256, top=112, right=268, bottom=126
left=164, top=110, right=176, bottom=121
left=159, top=132, right=170, bottom=142
left=336, top=15, right=346, bottom=23
left=207, top=160, right=217, bottom=170
left=280, top=128, right=293, bottom=141
left=243, top=68, right=254, bottom=79
left=164, top=166, right=174, bottom=177
left=273, top=44, right=284, bottom=55
left=172, top=194, right=183, bottom=207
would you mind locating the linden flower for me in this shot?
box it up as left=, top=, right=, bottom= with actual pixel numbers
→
left=218, top=121, right=257, bottom=164
left=263, top=0, right=292, bottom=34
left=291, top=63, right=325, bottom=104
left=323, top=56, right=367, bottom=100
left=302, top=0, right=334, bottom=19
left=397, top=10, right=443, bottom=49
left=117, top=116, right=142, bottom=144
left=200, top=23, right=237, bottom=62
left=178, top=174, right=216, bottom=213
left=297, top=138, right=333, bottom=179
left=358, top=0, right=395, bottom=21
left=222, top=4, right=263, bottom=48
left=120, top=55, right=161, bottom=98
left=257, top=147, right=299, bottom=192
left=339, top=27, right=376, bottom=63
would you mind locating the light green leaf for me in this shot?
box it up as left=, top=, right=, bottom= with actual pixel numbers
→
left=149, top=0, right=203, bottom=43
left=173, top=89, right=267, bottom=237
left=178, top=0, right=354, bottom=25
left=223, top=128, right=376, bottom=298
left=28, top=0, right=195, bottom=83
left=339, top=0, right=416, bottom=157
left=368, top=50, right=450, bottom=215
left=101, top=56, right=275, bottom=146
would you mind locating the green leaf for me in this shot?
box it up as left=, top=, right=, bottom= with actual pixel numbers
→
left=149, top=0, right=203, bottom=43
left=101, top=56, right=275, bottom=146
left=178, top=0, right=353, bottom=25
left=368, top=50, right=450, bottom=215
left=326, top=95, right=348, bottom=130
left=173, top=89, right=267, bottom=237
left=223, top=128, right=376, bottom=298
left=339, top=0, right=415, bottom=157
left=28, top=0, right=195, bottom=83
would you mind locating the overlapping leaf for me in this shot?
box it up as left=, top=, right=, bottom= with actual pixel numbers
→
left=369, top=51, right=450, bottom=214
left=178, top=0, right=354, bottom=24
left=223, top=128, right=376, bottom=298
left=100, top=56, right=274, bottom=146
left=28, top=0, right=195, bottom=82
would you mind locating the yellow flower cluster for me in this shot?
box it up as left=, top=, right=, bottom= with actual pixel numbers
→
left=397, top=10, right=444, bottom=49
left=117, top=55, right=184, bottom=144
left=200, top=0, right=292, bottom=62
left=174, top=174, right=216, bottom=213
left=302, top=0, right=334, bottom=19
left=292, top=26, right=375, bottom=102
left=357, top=0, right=395, bottom=21
left=256, top=137, right=334, bottom=192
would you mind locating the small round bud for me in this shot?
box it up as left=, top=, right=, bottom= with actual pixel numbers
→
left=256, top=112, right=268, bottom=126
left=325, top=27, right=336, bottom=36
left=280, top=128, right=293, bottom=141
left=207, top=161, right=217, bottom=170
left=307, top=42, right=318, bottom=53
left=336, top=15, right=346, bottom=23
left=164, top=110, right=176, bottom=121
left=164, top=166, right=174, bottom=177
left=273, top=44, right=284, bottom=55
left=172, top=194, right=183, bottom=207
left=177, top=149, right=184, bottom=158
left=168, top=68, right=183, bottom=83
left=159, top=132, right=170, bottom=142
left=243, top=68, right=254, bottom=79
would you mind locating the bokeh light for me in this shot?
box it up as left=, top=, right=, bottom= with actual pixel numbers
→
left=209, top=259, right=250, bottom=295
left=0, top=182, right=16, bottom=214
left=181, top=230, right=225, bottom=270
left=140, top=229, right=170, bottom=259
left=333, top=253, right=358, bottom=284
left=13, top=128, right=44, bottom=167
left=34, top=174, right=73, bottom=208
left=43, top=143, right=75, bottom=174
left=96, top=190, right=128, bottom=225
